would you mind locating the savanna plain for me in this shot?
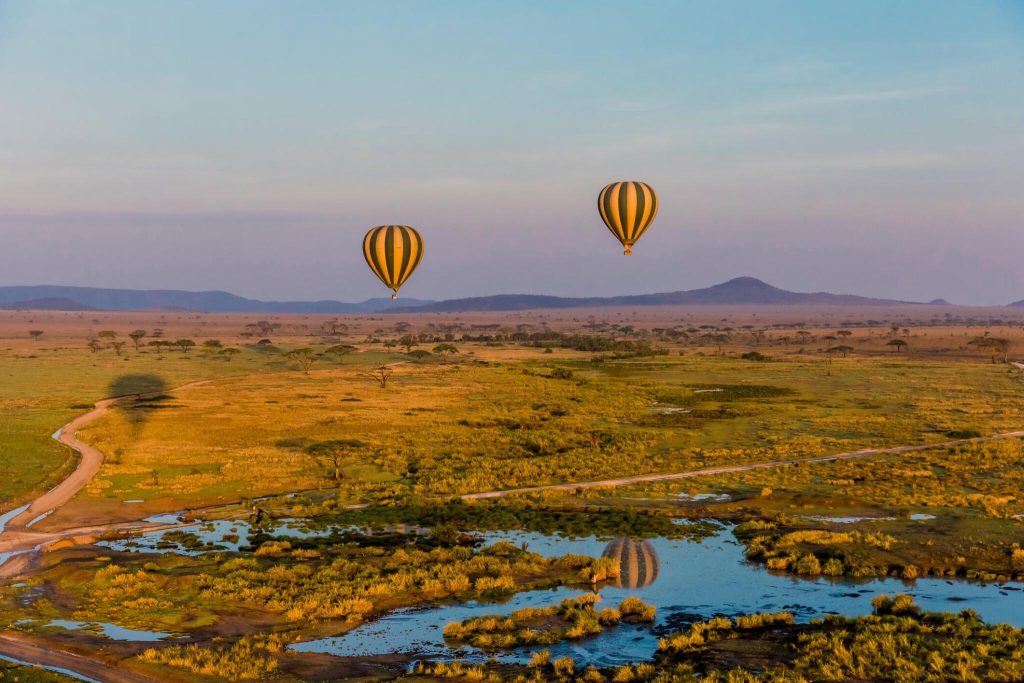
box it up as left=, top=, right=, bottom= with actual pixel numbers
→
left=2, top=305, right=1024, bottom=682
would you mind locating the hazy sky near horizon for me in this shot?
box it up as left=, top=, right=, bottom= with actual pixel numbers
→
left=1, top=1, right=1023, bottom=304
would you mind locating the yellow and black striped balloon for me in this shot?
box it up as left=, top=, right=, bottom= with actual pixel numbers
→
left=597, top=181, right=659, bottom=255
left=362, top=225, right=424, bottom=299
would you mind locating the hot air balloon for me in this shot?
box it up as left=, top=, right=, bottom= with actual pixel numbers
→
left=602, top=537, right=660, bottom=589
left=362, top=225, right=424, bottom=299
left=597, top=181, right=658, bottom=255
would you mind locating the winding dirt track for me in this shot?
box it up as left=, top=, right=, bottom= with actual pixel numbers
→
left=0, top=632, right=159, bottom=683
left=5, top=381, right=210, bottom=531
left=462, top=431, right=1024, bottom=499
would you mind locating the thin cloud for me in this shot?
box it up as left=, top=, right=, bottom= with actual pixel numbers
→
left=606, top=100, right=655, bottom=112
left=749, top=86, right=956, bottom=114
left=743, top=152, right=950, bottom=172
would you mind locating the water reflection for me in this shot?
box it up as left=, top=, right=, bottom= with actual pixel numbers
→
left=602, top=537, right=660, bottom=589
left=293, top=529, right=1024, bottom=667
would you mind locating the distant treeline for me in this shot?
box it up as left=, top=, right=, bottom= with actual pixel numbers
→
left=458, top=331, right=667, bottom=357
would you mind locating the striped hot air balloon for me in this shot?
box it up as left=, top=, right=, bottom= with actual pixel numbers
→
left=362, top=225, right=424, bottom=299
left=602, top=537, right=660, bottom=589
left=597, top=181, right=659, bottom=255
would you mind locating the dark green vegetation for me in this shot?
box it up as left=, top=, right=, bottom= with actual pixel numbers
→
left=0, top=662, right=76, bottom=683
left=327, top=502, right=720, bottom=541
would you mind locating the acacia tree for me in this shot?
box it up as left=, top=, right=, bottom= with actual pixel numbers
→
left=968, top=336, right=1010, bottom=363
left=367, top=364, right=393, bottom=389
left=833, top=345, right=854, bottom=358
left=324, top=344, right=357, bottom=363
left=320, top=319, right=347, bottom=336
left=398, top=335, right=419, bottom=353
left=407, top=349, right=432, bottom=363
left=286, top=347, right=319, bottom=374
left=433, top=343, right=459, bottom=362
left=219, top=347, right=241, bottom=362
left=991, top=338, right=1011, bottom=363
left=887, top=339, right=908, bottom=353
left=147, top=340, right=170, bottom=356
left=111, top=341, right=126, bottom=356
left=246, top=320, right=278, bottom=337
left=129, top=329, right=147, bottom=350
left=28, top=329, right=43, bottom=341
left=174, top=339, right=196, bottom=353
left=304, top=439, right=366, bottom=482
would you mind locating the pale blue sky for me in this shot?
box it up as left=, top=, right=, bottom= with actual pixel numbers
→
left=1, top=1, right=1023, bottom=303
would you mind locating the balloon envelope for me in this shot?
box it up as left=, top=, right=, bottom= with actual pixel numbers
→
left=597, top=181, right=658, bottom=255
left=363, top=225, right=424, bottom=298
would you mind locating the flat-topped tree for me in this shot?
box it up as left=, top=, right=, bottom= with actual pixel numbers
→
left=887, top=339, right=908, bottom=353
left=286, top=347, right=319, bottom=374
left=129, top=329, right=146, bottom=350
left=968, top=336, right=1010, bottom=363
left=324, top=344, right=356, bottom=363
left=433, top=343, right=459, bottom=362
left=303, top=439, right=366, bottom=482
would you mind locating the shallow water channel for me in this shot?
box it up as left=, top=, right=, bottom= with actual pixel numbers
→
left=90, top=515, right=1024, bottom=663
left=288, top=528, right=1024, bottom=667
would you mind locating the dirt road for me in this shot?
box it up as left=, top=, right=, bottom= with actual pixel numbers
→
left=461, top=430, right=1024, bottom=500
left=0, top=632, right=159, bottom=683
left=3, top=381, right=209, bottom=531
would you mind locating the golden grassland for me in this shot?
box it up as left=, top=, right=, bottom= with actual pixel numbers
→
left=4, top=304, right=1023, bottom=519
left=3, top=307, right=1024, bottom=681
left=48, top=338, right=1024, bottom=529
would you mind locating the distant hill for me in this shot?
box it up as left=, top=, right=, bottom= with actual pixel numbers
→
left=1010, top=299, right=1024, bottom=308
left=0, top=285, right=434, bottom=313
left=394, top=277, right=922, bottom=313
left=4, top=297, right=98, bottom=311
left=929, top=298, right=952, bottom=305
left=4, top=279, right=997, bottom=314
